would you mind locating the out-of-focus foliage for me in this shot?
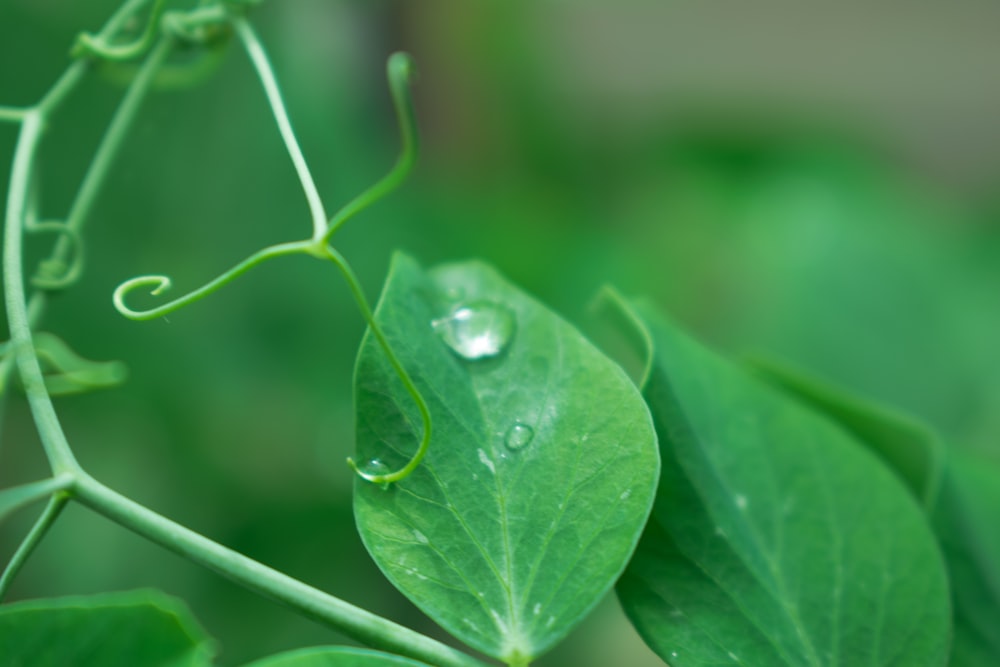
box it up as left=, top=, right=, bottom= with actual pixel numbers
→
left=3, top=1, right=1000, bottom=665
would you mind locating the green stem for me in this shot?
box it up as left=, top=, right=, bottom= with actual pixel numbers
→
left=72, top=473, right=489, bottom=667
left=2, top=112, right=79, bottom=473
left=0, top=493, right=69, bottom=601
left=0, top=107, right=27, bottom=123
left=71, top=0, right=168, bottom=62
left=36, top=0, right=153, bottom=115
left=233, top=16, right=328, bottom=238
left=57, top=37, right=173, bottom=256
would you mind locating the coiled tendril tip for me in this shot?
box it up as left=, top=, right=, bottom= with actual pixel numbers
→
left=113, top=275, right=173, bottom=320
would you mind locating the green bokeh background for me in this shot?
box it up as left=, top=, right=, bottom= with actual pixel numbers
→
left=3, top=1, right=1000, bottom=665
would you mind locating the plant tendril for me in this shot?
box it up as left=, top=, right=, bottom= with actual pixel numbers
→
left=113, top=240, right=310, bottom=320
left=0, top=107, right=27, bottom=124
left=72, top=0, right=169, bottom=62
left=316, top=245, right=431, bottom=485
left=26, top=221, right=85, bottom=290
left=322, top=52, right=420, bottom=243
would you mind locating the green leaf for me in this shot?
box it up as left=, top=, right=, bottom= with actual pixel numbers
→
left=749, top=357, right=945, bottom=509
left=934, top=450, right=1000, bottom=667
left=244, top=646, right=431, bottom=667
left=0, top=332, right=128, bottom=397
left=611, top=297, right=951, bottom=667
left=352, top=254, right=659, bottom=664
left=0, top=589, right=214, bottom=666
left=749, top=360, right=1000, bottom=666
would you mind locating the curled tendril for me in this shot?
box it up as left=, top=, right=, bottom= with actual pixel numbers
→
left=113, top=241, right=309, bottom=320
left=72, top=0, right=168, bottom=62
left=321, top=52, right=420, bottom=243
left=311, top=244, right=430, bottom=486
left=27, top=221, right=85, bottom=290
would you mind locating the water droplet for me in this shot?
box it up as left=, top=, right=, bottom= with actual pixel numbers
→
left=413, top=530, right=429, bottom=544
left=357, top=459, right=393, bottom=489
left=504, top=422, right=534, bottom=451
left=532, top=603, right=542, bottom=615
left=433, top=300, right=515, bottom=360
left=360, top=458, right=390, bottom=477
left=735, top=494, right=748, bottom=510
left=619, top=488, right=633, bottom=501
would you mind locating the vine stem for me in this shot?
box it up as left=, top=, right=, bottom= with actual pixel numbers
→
left=2, top=111, right=80, bottom=474
left=233, top=16, right=328, bottom=238
left=72, top=473, right=489, bottom=667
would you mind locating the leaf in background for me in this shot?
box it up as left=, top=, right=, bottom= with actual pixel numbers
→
left=243, top=646, right=431, bottom=667
left=750, top=359, right=1000, bottom=666
left=0, top=332, right=128, bottom=397
left=609, top=295, right=950, bottom=667
left=749, top=357, right=945, bottom=509
left=353, top=253, right=659, bottom=664
left=0, top=589, right=214, bottom=666
left=933, top=450, right=1000, bottom=667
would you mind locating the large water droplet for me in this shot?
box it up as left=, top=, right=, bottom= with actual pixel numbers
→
left=504, top=422, right=534, bottom=451
left=433, top=300, right=515, bottom=360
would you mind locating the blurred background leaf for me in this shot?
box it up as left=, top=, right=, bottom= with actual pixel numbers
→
left=3, top=1, right=1000, bottom=665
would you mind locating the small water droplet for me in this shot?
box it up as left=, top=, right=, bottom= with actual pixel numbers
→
left=504, top=422, right=534, bottom=451
left=619, top=488, right=632, bottom=501
left=413, top=530, right=429, bottom=544
left=432, top=300, right=515, bottom=360
left=735, top=494, right=748, bottom=510
left=533, top=603, right=542, bottom=615
left=356, top=459, right=393, bottom=489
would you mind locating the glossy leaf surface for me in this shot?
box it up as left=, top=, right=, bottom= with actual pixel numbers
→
left=754, top=362, right=1000, bottom=666
left=612, top=298, right=950, bottom=667
left=0, top=589, right=214, bottom=667
left=244, top=647, right=430, bottom=667
left=353, top=254, right=658, bottom=663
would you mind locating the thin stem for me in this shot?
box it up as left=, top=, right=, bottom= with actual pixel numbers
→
left=0, top=494, right=69, bottom=601
left=71, top=0, right=168, bottom=62
left=0, top=474, right=74, bottom=522
left=2, top=112, right=79, bottom=473
left=318, top=245, right=432, bottom=484
left=113, top=240, right=311, bottom=320
left=322, top=52, right=419, bottom=243
left=72, top=473, right=489, bottom=667
left=0, top=107, right=27, bottom=123
left=62, top=37, right=173, bottom=241
left=36, top=0, right=153, bottom=115
left=233, top=17, right=327, bottom=238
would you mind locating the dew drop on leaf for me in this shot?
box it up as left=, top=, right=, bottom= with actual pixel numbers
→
left=504, top=422, right=534, bottom=451
left=432, top=300, right=515, bottom=360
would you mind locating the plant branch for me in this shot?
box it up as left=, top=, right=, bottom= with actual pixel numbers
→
left=72, top=473, right=490, bottom=667
left=2, top=112, right=79, bottom=473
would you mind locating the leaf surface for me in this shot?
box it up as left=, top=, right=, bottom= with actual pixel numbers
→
left=753, top=362, right=1000, bottom=666
left=244, top=647, right=430, bottom=667
left=611, top=297, right=950, bottom=667
left=352, top=254, right=658, bottom=663
left=0, top=589, right=214, bottom=667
